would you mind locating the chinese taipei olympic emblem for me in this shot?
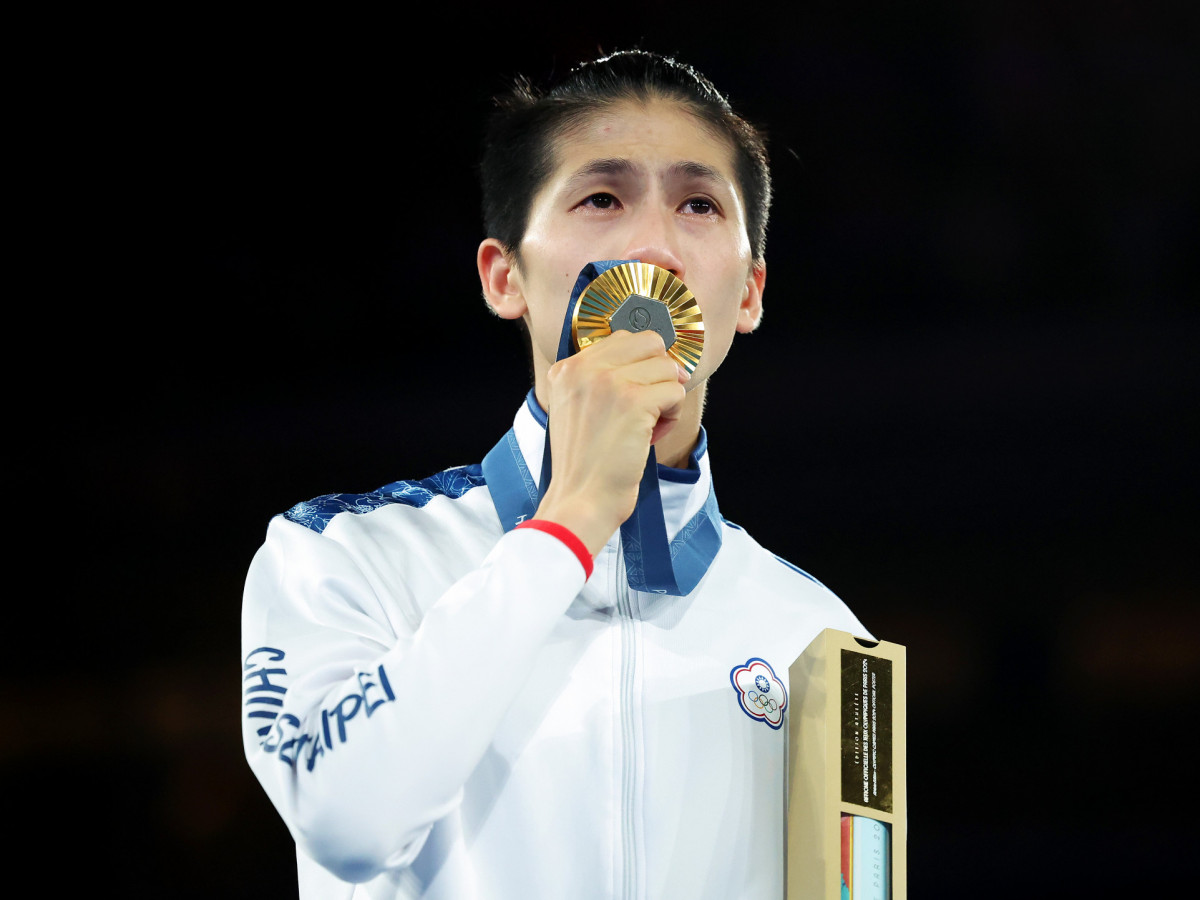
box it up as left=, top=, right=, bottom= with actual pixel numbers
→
left=730, top=658, right=788, bottom=730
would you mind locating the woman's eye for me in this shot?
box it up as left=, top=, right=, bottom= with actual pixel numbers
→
left=581, top=193, right=618, bottom=209
left=682, top=198, right=716, bottom=215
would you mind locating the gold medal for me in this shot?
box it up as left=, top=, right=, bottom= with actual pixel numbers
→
left=571, top=262, right=705, bottom=376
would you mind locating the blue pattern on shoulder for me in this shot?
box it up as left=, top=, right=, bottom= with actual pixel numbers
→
left=283, top=464, right=486, bottom=534
left=722, top=517, right=826, bottom=587
left=772, top=555, right=826, bottom=587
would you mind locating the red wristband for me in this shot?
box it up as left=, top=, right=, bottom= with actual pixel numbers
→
left=514, top=519, right=594, bottom=580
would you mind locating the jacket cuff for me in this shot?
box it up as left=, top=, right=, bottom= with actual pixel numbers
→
left=514, top=519, right=594, bottom=580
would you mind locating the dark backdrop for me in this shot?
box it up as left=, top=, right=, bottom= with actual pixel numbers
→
left=10, top=3, right=1196, bottom=896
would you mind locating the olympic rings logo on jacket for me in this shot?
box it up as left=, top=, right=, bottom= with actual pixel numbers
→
left=730, top=658, right=788, bottom=730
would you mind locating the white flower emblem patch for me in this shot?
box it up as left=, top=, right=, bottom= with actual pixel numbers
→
left=730, top=657, right=788, bottom=730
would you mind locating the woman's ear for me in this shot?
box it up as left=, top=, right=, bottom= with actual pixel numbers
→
left=736, top=261, right=766, bottom=333
left=477, top=239, right=527, bottom=320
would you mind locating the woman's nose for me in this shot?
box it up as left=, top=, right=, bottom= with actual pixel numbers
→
left=622, top=210, right=685, bottom=280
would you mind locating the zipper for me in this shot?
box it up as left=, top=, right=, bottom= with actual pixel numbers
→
left=615, top=542, right=643, bottom=900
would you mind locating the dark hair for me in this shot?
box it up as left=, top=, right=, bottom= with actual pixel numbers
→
left=480, top=50, right=772, bottom=263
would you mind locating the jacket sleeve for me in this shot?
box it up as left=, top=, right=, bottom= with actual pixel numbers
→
left=240, top=515, right=587, bottom=884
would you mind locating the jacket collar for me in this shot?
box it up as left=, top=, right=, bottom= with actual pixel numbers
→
left=482, top=391, right=723, bottom=595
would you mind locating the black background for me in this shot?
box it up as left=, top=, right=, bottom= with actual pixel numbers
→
left=9, top=3, right=1197, bottom=896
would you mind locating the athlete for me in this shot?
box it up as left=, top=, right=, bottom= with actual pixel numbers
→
left=242, top=50, right=869, bottom=898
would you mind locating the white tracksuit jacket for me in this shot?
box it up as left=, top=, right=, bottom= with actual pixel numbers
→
left=241, top=394, right=869, bottom=899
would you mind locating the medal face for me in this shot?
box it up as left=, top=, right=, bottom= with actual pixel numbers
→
left=571, top=262, right=705, bottom=376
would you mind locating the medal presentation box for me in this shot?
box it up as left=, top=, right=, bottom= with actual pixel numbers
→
left=787, top=629, right=907, bottom=900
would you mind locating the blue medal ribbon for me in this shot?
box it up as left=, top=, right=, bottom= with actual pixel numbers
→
left=482, top=260, right=723, bottom=596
